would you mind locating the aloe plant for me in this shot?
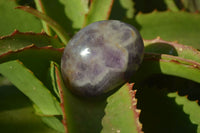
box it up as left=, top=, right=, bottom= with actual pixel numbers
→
left=0, top=0, right=200, bottom=133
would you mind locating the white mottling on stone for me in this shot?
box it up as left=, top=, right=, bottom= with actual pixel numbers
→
left=61, top=20, right=144, bottom=96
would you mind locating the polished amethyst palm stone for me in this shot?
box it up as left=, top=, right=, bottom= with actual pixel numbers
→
left=61, top=20, right=144, bottom=97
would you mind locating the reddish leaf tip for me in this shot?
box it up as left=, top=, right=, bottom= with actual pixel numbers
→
left=12, top=29, right=20, bottom=35
left=156, top=36, right=161, bottom=40
left=127, top=82, right=134, bottom=90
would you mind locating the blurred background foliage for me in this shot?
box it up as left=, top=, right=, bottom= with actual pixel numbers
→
left=0, top=0, right=200, bottom=133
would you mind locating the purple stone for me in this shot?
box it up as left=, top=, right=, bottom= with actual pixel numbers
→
left=61, top=20, right=144, bottom=97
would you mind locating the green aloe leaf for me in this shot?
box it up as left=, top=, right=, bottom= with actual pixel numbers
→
left=0, top=31, right=63, bottom=86
left=40, top=116, right=65, bottom=133
left=134, top=53, right=200, bottom=83
left=129, top=11, right=200, bottom=49
left=0, top=78, right=30, bottom=112
left=34, top=0, right=52, bottom=35
left=164, top=0, right=179, bottom=11
left=49, top=62, right=61, bottom=99
left=35, top=0, right=89, bottom=35
left=110, top=0, right=135, bottom=20
left=0, top=105, right=59, bottom=133
left=49, top=62, right=68, bottom=133
left=180, top=0, right=200, bottom=12
left=101, top=83, right=142, bottom=133
left=16, top=6, right=70, bottom=44
left=0, top=30, right=63, bottom=55
left=136, top=86, right=198, bottom=133
left=84, top=0, right=114, bottom=26
left=144, top=38, right=200, bottom=63
left=168, top=92, right=200, bottom=132
left=0, top=60, right=62, bottom=115
left=51, top=62, right=106, bottom=133
left=0, top=46, right=63, bottom=87
left=0, top=0, right=42, bottom=36
left=0, top=83, right=58, bottom=133
left=33, top=103, right=65, bottom=133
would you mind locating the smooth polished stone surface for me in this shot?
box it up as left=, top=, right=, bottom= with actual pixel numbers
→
left=61, top=20, right=144, bottom=97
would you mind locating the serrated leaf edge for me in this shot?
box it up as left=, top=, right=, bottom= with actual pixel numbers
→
left=0, top=29, right=53, bottom=39
left=137, top=9, right=200, bottom=16
left=0, top=44, right=64, bottom=58
left=144, top=37, right=200, bottom=56
left=144, top=53, right=200, bottom=70
left=128, top=83, right=143, bottom=133
left=53, top=62, right=68, bottom=133
left=168, top=92, right=200, bottom=130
